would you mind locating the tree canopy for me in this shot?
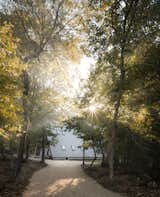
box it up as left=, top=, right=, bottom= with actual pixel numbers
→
left=0, top=0, right=160, bottom=190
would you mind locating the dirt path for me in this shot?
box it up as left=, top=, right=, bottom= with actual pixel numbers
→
left=23, top=160, right=122, bottom=197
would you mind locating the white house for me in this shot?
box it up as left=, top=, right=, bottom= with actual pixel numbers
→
left=49, top=128, right=101, bottom=159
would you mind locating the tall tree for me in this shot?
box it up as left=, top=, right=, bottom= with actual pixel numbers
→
left=0, top=23, right=25, bottom=159
left=87, top=0, right=160, bottom=179
left=0, top=0, right=81, bottom=173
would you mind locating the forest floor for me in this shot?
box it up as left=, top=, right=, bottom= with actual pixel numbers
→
left=84, top=164, right=160, bottom=197
left=0, top=159, right=46, bottom=197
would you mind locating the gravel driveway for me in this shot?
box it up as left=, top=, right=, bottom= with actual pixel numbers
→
left=23, top=160, right=122, bottom=197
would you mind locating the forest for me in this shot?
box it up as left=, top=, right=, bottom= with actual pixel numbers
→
left=0, top=0, right=160, bottom=197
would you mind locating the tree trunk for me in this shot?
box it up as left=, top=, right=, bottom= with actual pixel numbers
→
left=90, top=146, right=97, bottom=167
left=15, top=133, right=26, bottom=176
left=41, top=130, right=45, bottom=163
left=46, top=144, right=53, bottom=159
left=25, top=133, right=30, bottom=160
left=107, top=121, right=116, bottom=179
left=49, top=145, right=53, bottom=159
left=107, top=48, right=125, bottom=180
left=82, top=144, right=85, bottom=168
left=34, top=143, right=38, bottom=156
left=100, top=143, right=105, bottom=167
left=0, top=141, right=6, bottom=160
left=22, top=70, right=30, bottom=160
left=15, top=70, right=30, bottom=175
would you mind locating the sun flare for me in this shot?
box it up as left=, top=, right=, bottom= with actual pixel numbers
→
left=88, top=105, right=97, bottom=113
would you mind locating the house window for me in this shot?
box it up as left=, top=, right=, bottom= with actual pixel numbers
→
left=57, top=130, right=61, bottom=134
left=61, top=145, right=66, bottom=151
left=77, top=145, right=82, bottom=149
left=71, top=145, right=76, bottom=151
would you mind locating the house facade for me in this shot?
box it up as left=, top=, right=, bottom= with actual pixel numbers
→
left=50, top=129, right=101, bottom=159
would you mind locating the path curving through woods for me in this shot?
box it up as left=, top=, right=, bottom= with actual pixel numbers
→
left=23, top=160, right=122, bottom=197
